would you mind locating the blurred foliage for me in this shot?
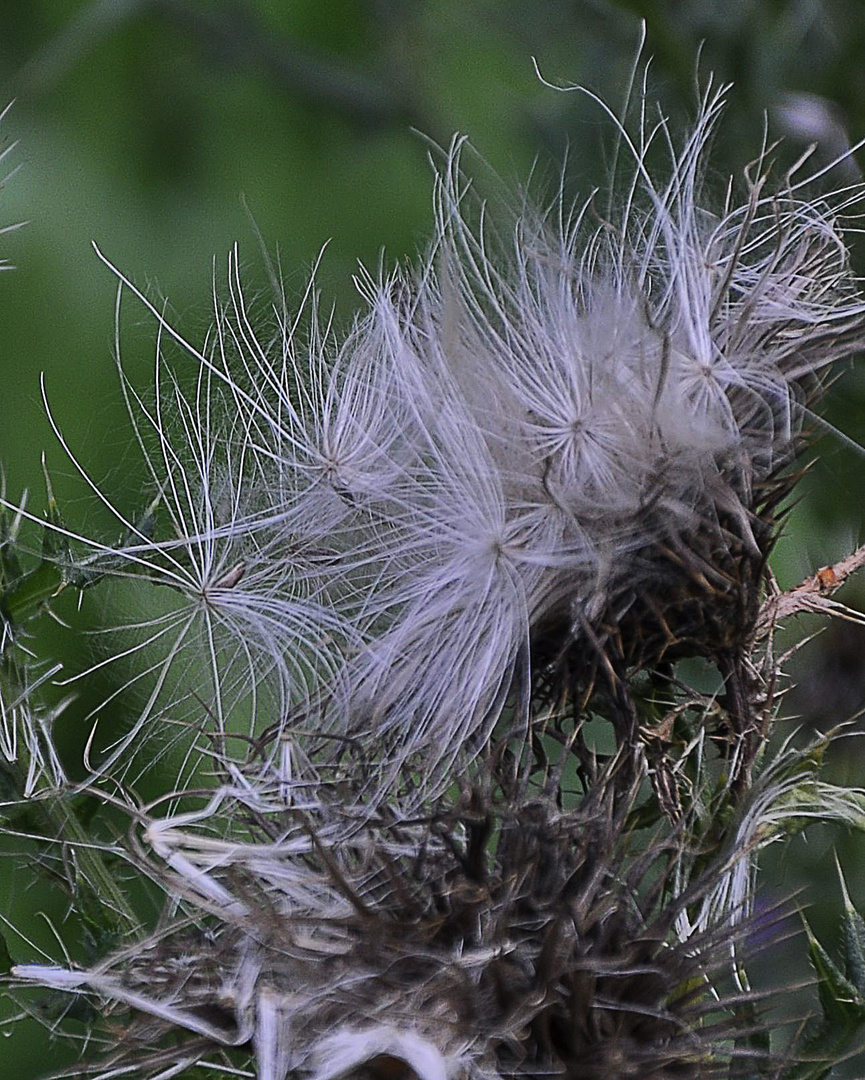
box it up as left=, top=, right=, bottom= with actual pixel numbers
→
left=3, top=1, right=865, bottom=1075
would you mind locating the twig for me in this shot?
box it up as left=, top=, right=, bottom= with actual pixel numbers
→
left=756, top=542, right=865, bottom=635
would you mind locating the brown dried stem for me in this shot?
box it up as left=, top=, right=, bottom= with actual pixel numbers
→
left=757, top=542, right=865, bottom=636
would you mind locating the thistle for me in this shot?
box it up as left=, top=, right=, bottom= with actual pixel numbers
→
left=4, top=72, right=865, bottom=1080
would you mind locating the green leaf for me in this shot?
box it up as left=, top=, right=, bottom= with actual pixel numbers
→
left=782, top=1015, right=837, bottom=1080
left=782, top=904, right=865, bottom=1079
left=0, top=928, right=13, bottom=975
left=837, top=856, right=865, bottom=993
left=805, top=917, right=865, bottom=1023
left=39, top=455, right=71, bottom=563
left=1, top=558, right=65, bottom=625
left=0, top=508, right=23, bottom=587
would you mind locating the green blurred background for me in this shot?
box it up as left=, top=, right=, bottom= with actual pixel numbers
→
left=3, top=1, right=865, bottom=1075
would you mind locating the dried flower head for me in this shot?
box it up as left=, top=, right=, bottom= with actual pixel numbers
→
left=7, top=754, right=779, bottom=1080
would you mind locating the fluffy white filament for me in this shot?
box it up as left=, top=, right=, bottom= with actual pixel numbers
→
left=46, top=77, right=862, bottom=807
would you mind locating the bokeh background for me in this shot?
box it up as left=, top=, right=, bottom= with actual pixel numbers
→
left=3, top=1, right=865, bottom=1075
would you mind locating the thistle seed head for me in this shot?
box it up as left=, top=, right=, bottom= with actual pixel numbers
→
left=6, top=72, right=865, bottom=1080
left=56, top=78, right=865, bottom=799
